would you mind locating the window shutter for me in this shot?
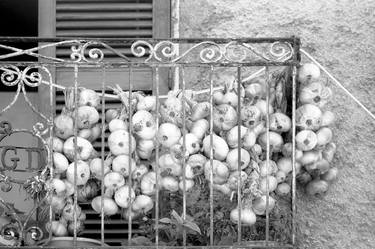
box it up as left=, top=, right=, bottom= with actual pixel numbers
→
left=54, top=0, right=170, bottom=93
left=45, top=0, right=171, bottom=245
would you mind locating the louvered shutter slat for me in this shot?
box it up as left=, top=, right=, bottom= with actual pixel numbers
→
left=57, top=29, right=152, bottom=37
left=57, top=20, right=152, bottom=29
left=57, top=3, right=152, bottom=11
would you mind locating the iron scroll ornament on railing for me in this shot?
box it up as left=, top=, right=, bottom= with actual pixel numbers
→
left=0, top=38, right=295, bottom=65
left=0, top=121, right=51, bottom=247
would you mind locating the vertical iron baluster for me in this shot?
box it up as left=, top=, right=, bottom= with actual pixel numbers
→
left=128, top=66, right=133, bottom=245
left=73, top=65, right=79, bottom=247
left=291, top=66, right=297, bottom=246
left=154, top=67, right=160, bottom=247
left=236, top=67, right=242, bottom=242
left=181, top=66, right=187, bottom=247
left=47, top=65, right=55, bottom=243
left=265, top=66, right=270, bottom=245
left=209, top=65, right=214, bottom=246
left=100, top=67, right=106, bottom=245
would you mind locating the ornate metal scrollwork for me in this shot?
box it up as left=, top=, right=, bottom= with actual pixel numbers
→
left=131, top=40, right=294, bottom=63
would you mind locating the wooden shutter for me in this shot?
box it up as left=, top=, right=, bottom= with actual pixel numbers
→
left=39, top=0, right=171, bottom=246
left=54, top=0, right=170, bottom=93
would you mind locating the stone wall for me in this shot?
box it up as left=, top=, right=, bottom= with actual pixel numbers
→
left=180, top=1, right=375, bottom=248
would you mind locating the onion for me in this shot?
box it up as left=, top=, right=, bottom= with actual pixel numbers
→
left=78, top=88, right=100, bottom=107
left=132, top=195, right=154, bottom=214
left=158, top=153, right=182, bottom=176
left=316, top=127, right=333, bottom=148
left=258, top=131, right=284, bottom=152
left=240, top=105, right=262, bottom=129
left=242, top=130, right=257, bottom=150
left=296, top=130, right=318, bottom=151
left=112, top=154, right=136, bottom=177
left=54, top=114, right=74, bottom=140
left=161, top=176, right=179, bottom=192
left=48, top=178, right=66, bottom=197
left=204, top=160, right=230, bottom=184
left=299, top=150, right=322, bottom=165
left=213, top=183, right=231, bottom=195
left=63, top=136, right=94, bottom=161
left=259, top=160, right=278, bottom=177
left=276, top=157, right=293, bottom=174
left=109, top=119, right=128, bottom=132
left=276, top=182, right=291, bottom=196
left=322, top=142, right=336, bottom=162
left=299, top=81, right=332, bottom=108
left=108, top=130, right=136, bottom=156
left=321, top=167, right=338, bottom=182
left=178, top=179, right=195, bottom=191
left=179, top=133, right=200, bottom=155
left=202, top=134, right=229, bottom=161
left=62, top=203, right=82, bottom=221
left=213, top=104, right=238, bottom=131
left=91, top=196, right=119, bottom=216
left=296, top=104, right=322, bottom=131
left=245, top=83, right=265, bottom=102
left=132, top=110, right=157, bottom=140
left=114, top=186, right=135, bottom=208
left=259, top=176, right=278, bottom=194
left=141, top=172, right=156, bottom=196
left=53, top=152, right=69, bottom=174
left=230, top=207, right=256, bottom=226
left=136, top=95, right=156, bottom=112
left=49, top=195, right=66, bottom=213
left=298, top=63, right=320, bottom=84
left=77, top=106, right=100, bottom=129
left=275, top=170, right=287, bottom=183
left=281, top=143, right=303, bottom=161
left=226, top=125, right=248, bottom=148
left=105, top=109, right=119, bottom=123
left=255, top=100, right=274, bottom=116
left=103, top=172, right=125, bottom=191
left=305, top=179, right=329, bottom=197
left=132, top=164, right=149, bottom=181
left=157, top=123, right=182, bottom=148
left=269, top=112, right=291, bottom=133
left=46, top=221, right=68, bottom=237
left=223, top=91, right=239, bottom=107
left=191, top=102, right=210, bottom=121
left=63, top=179, right=74, bottom=197
left=187, top=154, right=207, bottom=176
left=252, top=195, right=276, bottom=215
left=190, top=119, right=209, bottom=140
left=89, top=158, right=110, bottom=180
left=213, top=91, right=225, bottom=105
left=136, top=139, right=154, bottom=159
left=227, top=171, right=248, bottom=190
left=66, top=160, right=90, bottom=186
left=226, top=148, right=251, bottom=171
left=47, top=137, right=64, bottom=153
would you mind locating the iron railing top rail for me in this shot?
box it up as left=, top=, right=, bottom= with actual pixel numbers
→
left=0, top=36, right=300, bottom=66
left=0, top=36, right=300, bottom=44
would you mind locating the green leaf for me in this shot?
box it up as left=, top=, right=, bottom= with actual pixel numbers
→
left=159, top=218, right=173, bottom=224
left=171, top=210, right=183, bottom=224
left=183, top=220, right=201, bottom=235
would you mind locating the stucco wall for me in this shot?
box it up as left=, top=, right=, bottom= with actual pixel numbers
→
left=180, top=1, right=375, bottom=248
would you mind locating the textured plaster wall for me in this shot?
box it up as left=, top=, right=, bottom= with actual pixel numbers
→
left=180, top=1, right=375, bottom=249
